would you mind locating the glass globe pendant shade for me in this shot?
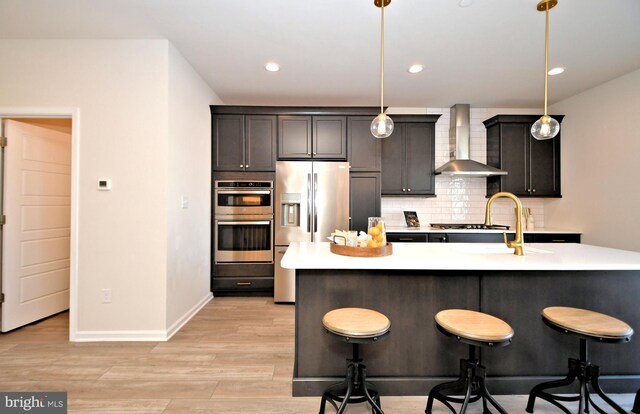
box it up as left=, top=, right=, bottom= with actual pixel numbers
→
left=371, top=113, right=394, bottom=138
left=531, top=115, right=560, bottom=140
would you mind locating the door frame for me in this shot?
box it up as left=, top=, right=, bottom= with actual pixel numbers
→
left=0, top=107, right=80, bottom=341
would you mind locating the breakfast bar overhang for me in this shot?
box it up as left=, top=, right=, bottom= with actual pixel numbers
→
left=282, top=242, right=640, bottom=396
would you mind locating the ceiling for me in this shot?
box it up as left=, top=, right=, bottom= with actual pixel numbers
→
left=1, top=0, right=639, bottom=108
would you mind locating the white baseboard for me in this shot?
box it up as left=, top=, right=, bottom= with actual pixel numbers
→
left=73, top=329, right=170, bottom=342
left=73, top=292, right=213, bottom=342
left=166, top=292, right=213, bottom=340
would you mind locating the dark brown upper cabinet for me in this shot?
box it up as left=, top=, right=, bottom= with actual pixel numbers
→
left=484, top=114, right=564, bottom=198
left=381, top=115, right=439, bottom=196
left=213, top=114, right=277, bottom=172
left=348, top=117, right=381, bottom=172
left=278, top=115, right=347, bottom=160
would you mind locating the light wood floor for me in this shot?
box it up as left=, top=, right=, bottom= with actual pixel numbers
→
left=0, top=297, right=635, bottom=413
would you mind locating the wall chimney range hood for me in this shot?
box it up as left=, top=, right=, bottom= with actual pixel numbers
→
left=434, top=104, right=507, bottom=177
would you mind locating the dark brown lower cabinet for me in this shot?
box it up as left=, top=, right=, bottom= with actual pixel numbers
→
left=212, top=263, right=274, bottom=296
left=386, top=232, right=581, bottom=244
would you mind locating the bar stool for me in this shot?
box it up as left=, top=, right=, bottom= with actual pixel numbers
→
left=319, top=307, right=391, bottom=414
left=425, top=309, right=514, bottom=414
left=526, top=306, right=634, bottom=414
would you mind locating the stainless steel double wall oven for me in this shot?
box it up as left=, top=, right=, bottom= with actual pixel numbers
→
left=214, top=180, right=274, bottom=264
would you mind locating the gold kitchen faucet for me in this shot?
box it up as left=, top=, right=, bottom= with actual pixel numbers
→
left=484, top=192, right=525, bottom=256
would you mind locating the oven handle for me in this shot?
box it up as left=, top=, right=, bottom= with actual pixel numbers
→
left=217, top=221, right=271, bottom=225
left=215, top=190, right=271, bottom=194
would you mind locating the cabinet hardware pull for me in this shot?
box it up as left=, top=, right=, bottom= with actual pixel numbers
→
left=399, top=238, right=413, bottom=241
left=313, top=152, right=317, bottom=155
left=551, top=239, right=566, bottom=243
left=307, top=152, right=311, bottom=155
left=402, top=189, right=406, bottom=192
left=240, top=164, right=244, bottom=168
left=407, top=188, right=411, bottom=192
left=236, top=282, right=252, bottom=286
left=246, top=165, right=249, bottom=168
left=532, top=189, right=536, bottom=193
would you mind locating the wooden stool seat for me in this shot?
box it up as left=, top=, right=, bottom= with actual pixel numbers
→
left=435, top=309, right=514, bottom=344
left=323, top=308, right=391, bottom=338
left=542, top=306, right=634, bottom=340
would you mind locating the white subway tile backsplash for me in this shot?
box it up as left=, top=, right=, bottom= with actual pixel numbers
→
left=382, top=107, right=546, bottom=228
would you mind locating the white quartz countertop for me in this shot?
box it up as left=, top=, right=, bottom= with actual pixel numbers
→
left=281, top=242, right=640, bottom=271
left=385, top=226, right=582, bottom=234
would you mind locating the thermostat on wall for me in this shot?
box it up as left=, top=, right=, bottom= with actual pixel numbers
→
left=97, top=179, right=112, bottom=191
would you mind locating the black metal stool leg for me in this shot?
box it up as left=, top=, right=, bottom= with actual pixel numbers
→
left=426, top=346, right=497, bottom=414
left=587, top=366, right=627, bottom=414
left=319, top=341, right=386, bottom=414
left=477, top=368, right=507, bottom=414
left=526, top=357, right=578, bottom=413
left=360, top=366, right=384, bottom=414
left=633, top=389, right=640, bottom=414
left=527, top=338, right=631, bottom=414
left=458, top=367, right=474, bottom=414
left=336, top=364, right=355, bottom=414
left=425, top=359, right=470, bottom=414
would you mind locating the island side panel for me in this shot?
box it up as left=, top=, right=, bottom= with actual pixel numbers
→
left=481, top=270, right=640, bottom=393
left=294, top=269, right=480, bottom=396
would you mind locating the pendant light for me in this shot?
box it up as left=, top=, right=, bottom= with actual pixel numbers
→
left=370, top=0, right=394, bottom=139
left=531, top=0, right=560, bottom=140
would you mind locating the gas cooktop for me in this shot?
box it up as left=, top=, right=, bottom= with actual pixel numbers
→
left=430, top=223, right=510, bottom=230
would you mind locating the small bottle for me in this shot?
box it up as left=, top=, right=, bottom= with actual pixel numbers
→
left=526, top=215, right=535, bottom=231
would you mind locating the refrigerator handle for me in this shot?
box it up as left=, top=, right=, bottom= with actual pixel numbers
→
left=313, top=173, right=318, bottom=234
left=307, top=173, right=312, bottom=234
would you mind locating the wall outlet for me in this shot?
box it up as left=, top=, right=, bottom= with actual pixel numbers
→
left=181, top=195, right=189, bottom=209
left=101, top=288, right=112, bottom=304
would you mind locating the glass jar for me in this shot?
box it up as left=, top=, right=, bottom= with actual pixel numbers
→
left=367, top=217, right=387, bottom=248
left=346, top=231, right=358, bottom=247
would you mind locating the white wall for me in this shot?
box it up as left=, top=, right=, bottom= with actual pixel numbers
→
left=0, top=39, right=219, bottom=339
left=166, top=44, right=221, bottom=331
left=547, top=69, right=640, bottom=251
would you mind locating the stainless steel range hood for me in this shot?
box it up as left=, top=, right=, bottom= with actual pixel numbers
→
left=434, top=104, right=507, bottom=176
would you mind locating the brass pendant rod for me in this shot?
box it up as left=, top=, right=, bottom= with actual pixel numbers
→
left=380, top=2, right=385, bottom=114
left=543, top=5, right=550, bottom=116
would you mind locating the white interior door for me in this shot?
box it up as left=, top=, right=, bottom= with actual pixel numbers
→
left=1, top=119, right=71, bottom=332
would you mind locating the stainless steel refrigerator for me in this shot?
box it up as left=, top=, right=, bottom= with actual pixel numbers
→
left=274, top=161, right=350, bottom=302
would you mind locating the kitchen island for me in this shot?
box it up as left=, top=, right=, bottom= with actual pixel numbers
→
left=281, top=242, right=640, bottom=396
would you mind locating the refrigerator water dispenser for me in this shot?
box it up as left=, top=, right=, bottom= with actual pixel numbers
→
left=280, top=193, right=301, bottom=227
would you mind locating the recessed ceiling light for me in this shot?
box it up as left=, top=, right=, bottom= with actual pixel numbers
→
left=265, top=62, right=280, bottom=72
left=458, top=0, right=474, bottom=7
left=408, top=64, right=424, bottom=74
left=548, top=67, right=565, bottom=76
